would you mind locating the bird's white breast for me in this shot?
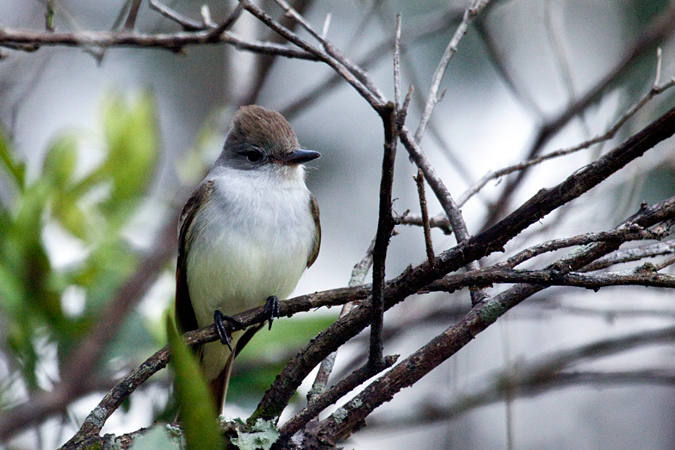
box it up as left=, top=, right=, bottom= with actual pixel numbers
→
left=185, top=165, right=316, bottom=329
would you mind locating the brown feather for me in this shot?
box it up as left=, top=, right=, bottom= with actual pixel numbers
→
left=175, top=180, right=215, bottom=334
left=207, top=342, right=236, bottom=412
left=307, top=193, right=321, bottom=268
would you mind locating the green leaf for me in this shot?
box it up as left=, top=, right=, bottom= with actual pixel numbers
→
left=0, top=126, right=25, bottom=190
left=51, top=200, right=90, bottom=241
left=101, top=93, right=158, bottom=207
left=43, top=134, right=78, bottom=188
left=166, top=314, right=223, bottom=450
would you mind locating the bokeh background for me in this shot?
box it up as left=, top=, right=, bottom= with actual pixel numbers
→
left=2, top=0, right=675, bottom=449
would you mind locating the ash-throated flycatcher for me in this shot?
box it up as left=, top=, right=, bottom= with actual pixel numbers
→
left=175, top=105, right=321, bottom=411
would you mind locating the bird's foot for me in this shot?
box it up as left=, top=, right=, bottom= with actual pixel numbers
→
left=264, top=296, right=281, bottom=330
left=213, top=310, right=242, bottom=351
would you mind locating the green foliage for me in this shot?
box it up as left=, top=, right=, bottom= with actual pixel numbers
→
left=0, top=93, right=158, bottom=397
left=100, top=95, right=157, bottom=217
left=0, top=127, right=26, bottom=190
left=166, top=314, right=224, bottom=450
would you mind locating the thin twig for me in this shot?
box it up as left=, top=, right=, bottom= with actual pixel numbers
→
left=649, top=253, right=675, bottom=271
left=273, top=0, right=323, bottom=41
left=458, top=71, right=675, bottom=207
left=413, top=0, right=492, bottom=143
left=320, top=13, right=332, bottom=39
left=397, top=2, right=492, bottom=305
left=279, top=7, right=464, bottom=119
left=369, top=328, right=675, bottom=429
left=122, top=0, right=143, bottom=30
left=0, top=27, right=320, bottom=58
left=654, top=47, right=663, bottom=87
left=395, top=212, right=453, bottom=235
left=393, top=13, right=402, bottom=110
left=199, top=5, right=216, bottom=28
left=148, top=0, right=205, bottom=31
left=414, top=169, right=435, bottom=266
left=399, top=126, right=486, bottom=304
left=279, top=356, right=399, bottom=446
left=583, top=241, right=675, bottom=271
left=474, top=19, right=544, bottom=117
left=427, top=267, right=675, bottom=292
left=311, top=196, right=675, bottom=446
left=239, top=0, right=386, bottom=112
left=242, top=0, right=315, bottom=106
left=307, top=240, right=375, bottom=403
left=251, top=109, right=675, bottom=425
left=204, top=2, right=245, bottom=39
left=481, top=3, right=675, bottom=227
left=271, top=0, right=387, bottom=103
left=497, top=226, right=667, bottom=270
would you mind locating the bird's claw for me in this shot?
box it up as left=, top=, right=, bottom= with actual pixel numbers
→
left=213, top=310, right=242, bottom=351
left=264, top=296, right=281, bottom=330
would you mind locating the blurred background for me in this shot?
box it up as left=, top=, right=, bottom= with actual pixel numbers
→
left=2, top=0, right=675, bottom=449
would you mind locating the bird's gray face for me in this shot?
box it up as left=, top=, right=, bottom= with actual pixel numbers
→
left=220, top=143, right=321, bottom=172
left=216, top=105, right=320, bottom=173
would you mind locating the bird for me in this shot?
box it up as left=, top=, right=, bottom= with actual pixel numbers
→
left=175, top=105, right=321, bottom=412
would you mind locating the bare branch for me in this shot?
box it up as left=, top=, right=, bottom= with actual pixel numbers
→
left=239, top=0, right=386, bottom=111
left=459, top=65, right=675, bottom=207
left=280, top=8, right=463, bottom=119
left=583, top=241, right=675, bottom=271
left=148, top=0, right=205, bottom=31
left=393, top=13, right=402, bottom=110
left=307, top=240, right=375, bottom=403
left=499, top=227, right=669, bottom=270
left=395, top=212, right=453, bottom=235
left=391, top=2, right=489, bottom=304
left=414, top=169, right=435, bottom=266
left=371, top=327, right=675, bottom=429
left=250, top=105, right=675, bottom=429
left=399, top=127, right=486, bottom=304
left=413, top=0, right=492, bottom=143
left=279, top=355, right=398, bottom=446
left=0, top=27, right=319, bottom=58
left=482, top=3, right=675, bottom=227
left=428, top=267, right=675, bottom=292
left=204, top=2, right=246, bottom=39
left=311, top=195, right=675, bottom=446
left=122, top=0, right=143, bottom=31
left=370, top=102, right=398, bottom=368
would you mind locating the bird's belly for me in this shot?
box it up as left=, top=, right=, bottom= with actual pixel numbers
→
left=186, top=227, right=309, bottom=328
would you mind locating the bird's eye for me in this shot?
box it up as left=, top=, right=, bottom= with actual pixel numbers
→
left=244, top=149, right=263, bottom=163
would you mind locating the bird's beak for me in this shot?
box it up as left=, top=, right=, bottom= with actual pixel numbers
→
left=281, top=149, right=321, bottom=165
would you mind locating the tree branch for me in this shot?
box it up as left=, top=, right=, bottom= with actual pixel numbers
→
left=0, top=27, right=318, bottom=58
left=482, top=3, right=675, bottom=227
left=249, top=103, right=675, bottom=426
left=310, top=195, right=675, bottom=445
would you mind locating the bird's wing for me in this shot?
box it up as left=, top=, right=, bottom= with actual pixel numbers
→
left=175, top=180, right=215, bottom=333
left=307, top=193, right=321, bottom=268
